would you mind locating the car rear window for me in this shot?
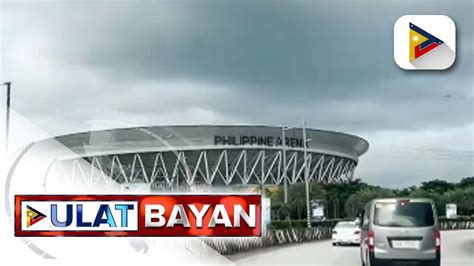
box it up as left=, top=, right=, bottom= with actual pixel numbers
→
left=374, top=202, right=435, bottom=227
left=336, top=222, right=357, bottom=228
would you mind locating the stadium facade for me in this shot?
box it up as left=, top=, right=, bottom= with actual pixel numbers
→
left=39, top=125, right=369, bottom=189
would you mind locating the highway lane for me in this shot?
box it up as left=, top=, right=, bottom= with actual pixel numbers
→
left=230, top=230, right=473, bottom=266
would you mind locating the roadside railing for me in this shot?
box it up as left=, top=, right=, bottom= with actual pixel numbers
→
left=272, top=217, right=474, bottom=231
left=439, top=217, right=474, bottom=230
left=202, top=217, right=474, bottom=255
left=203, top=225, right=333, bottom=255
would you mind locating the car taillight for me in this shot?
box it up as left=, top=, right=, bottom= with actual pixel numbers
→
left=368, top=230, right=375, bottom=251
left=354, top=230, right=360, bottom=235
left=332, top=230, right=337, bottom=234
left=435, top=230, right=441, bottom=251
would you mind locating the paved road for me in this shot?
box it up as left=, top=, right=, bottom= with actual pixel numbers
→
left=230, top=230, right=474, bottom=266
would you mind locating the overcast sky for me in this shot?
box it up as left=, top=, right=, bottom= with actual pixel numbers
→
left=1, top=0, right=473, bottom=188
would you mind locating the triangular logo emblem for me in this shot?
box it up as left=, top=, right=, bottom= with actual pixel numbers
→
left=26, top=205, right=47, bottom=227
left=409, top=23, right=444, bottom=62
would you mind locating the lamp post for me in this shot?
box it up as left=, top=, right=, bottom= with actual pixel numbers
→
left=281, top=123, right=302, bottom=203
left=283, top=121, right=312, bottom=228
left=281, top=126, right=288, bottom=203
left=302, top=120, right=311, bottom=228
left=3, top=82, right=11, bottom=156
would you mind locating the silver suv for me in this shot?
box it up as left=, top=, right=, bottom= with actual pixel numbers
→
left=360, top=198, right=440, bottom=266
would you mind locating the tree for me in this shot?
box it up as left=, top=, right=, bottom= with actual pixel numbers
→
left=344, top=188, right=394, bottom=218
left=288, top=183, right=307, bottom=219
left=442, top=186, right=474, bottom=216
left=309, top=182, right=327, bottom=200
left=394, top=186, right=417, bottom=197
left=265, top=186, right=284, bottom=204
left=323, top=179, right=369, bottom=218
left=285, top=182, right=328, bottom=220
left=268, top=176, right=473, bottom=222
left=408, top=188, right=444, bottom=215
left=409, top=188, right=436, bottom=198
left=462, top=187, right=474, bottom=215
left=420, top=179, right=454, bottom=195
left=458, top=177, right=474, bottom=189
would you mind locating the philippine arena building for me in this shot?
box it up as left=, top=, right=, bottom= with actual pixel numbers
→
left=38, top=125, right=369, bottom=190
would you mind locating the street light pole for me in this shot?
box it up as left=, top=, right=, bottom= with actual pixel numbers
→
left=303, top=120, right=311, bottom=228
left=3, top=82, right=11, bottom=156
left=281, top=126, right=288, bottom=204
left=283, top=121, right=311, bottom=227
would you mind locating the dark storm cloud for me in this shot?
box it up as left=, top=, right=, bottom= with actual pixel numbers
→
left=6, top=0, right=473, bottom=103
left=3, top=0, right=472, bottom=133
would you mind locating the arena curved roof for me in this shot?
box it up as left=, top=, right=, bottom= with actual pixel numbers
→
left=38, top=125, right=369, bottom=187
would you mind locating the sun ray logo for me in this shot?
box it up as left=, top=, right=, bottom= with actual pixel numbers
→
left=394, top=15, right=456, bottom=70
left=26, top=205, right=46, bottom=227
left=409, top=23, right=444, bottom=62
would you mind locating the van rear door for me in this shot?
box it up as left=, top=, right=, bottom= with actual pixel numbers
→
left=372, top=199, right=438, bottom=260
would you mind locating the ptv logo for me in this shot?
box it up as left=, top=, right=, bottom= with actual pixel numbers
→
left=394, top=15, right=456, bottom=70
left=15, top=195, right=261, bottom=237
left=25, top=205, right=46, bottom=227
